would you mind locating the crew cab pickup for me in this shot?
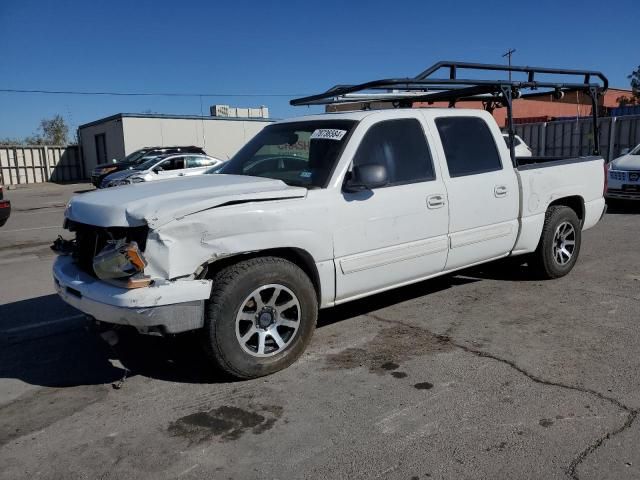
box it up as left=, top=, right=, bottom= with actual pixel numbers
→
left=52, top=107, right=606, bottom=378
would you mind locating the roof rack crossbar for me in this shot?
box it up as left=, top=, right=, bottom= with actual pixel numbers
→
left=290, top=61, right=608, bottom=107
left=289, top=60, right=609, bottom=162
left=414, top=61, right=607, bottom=87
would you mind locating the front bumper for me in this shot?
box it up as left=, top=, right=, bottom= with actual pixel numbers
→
left=53, top=256, right=212, bottom=334
left=605, top=188, right=640, bottom=200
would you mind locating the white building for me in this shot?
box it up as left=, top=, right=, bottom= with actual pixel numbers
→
left=78, top=113, right=272, bottom=171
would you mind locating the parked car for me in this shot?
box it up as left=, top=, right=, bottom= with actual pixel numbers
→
left=102, top=153, right=222, bottom=187
left=502, top=134, right=532, bottom=157
left=52, top=62, right=607, bottom=379
left=91, top=146, right=207, bottom=187
left=0, top=182, right=10, bottom=227
left=606, top=144, right=640, bottom=200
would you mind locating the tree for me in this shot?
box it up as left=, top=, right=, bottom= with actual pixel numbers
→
left=630, top=64, right=640, bottom=97
left=618, top=65, right=640, bottom=107
left=616, top=94, right=637, bottom=107
left=0, top=115, right=72, bottom=145
left=39, top=115, right=69, bottom=145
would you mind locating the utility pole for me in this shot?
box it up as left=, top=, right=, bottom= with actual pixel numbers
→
left=502, top=48, right=516, bottom=81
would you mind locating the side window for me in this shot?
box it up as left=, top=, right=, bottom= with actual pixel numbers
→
left=352, top=118, right=435, bottom=186
left=186, top=156, right=212, bottom=168
left=173, top=157, right=185, bottom=169
left=435, top=117, right=502, bottom=178
left=159, top=157, right=185, bottom=171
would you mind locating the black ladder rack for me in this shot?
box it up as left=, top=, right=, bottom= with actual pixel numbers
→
left=290, top=61, right=609, bottom=164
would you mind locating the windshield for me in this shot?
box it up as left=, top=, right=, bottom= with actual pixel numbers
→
left=219, top=120, right=356, bottom=188
left=124, top=149, right=150, bottom=164
left=133, top=156, right=162, bottom=170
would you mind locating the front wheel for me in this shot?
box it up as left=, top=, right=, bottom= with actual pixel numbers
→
left=529, top=206, right=582, bottom=279
left=201, top=257, right=317, bottom=379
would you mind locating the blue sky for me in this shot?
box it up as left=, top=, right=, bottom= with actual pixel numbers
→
left=0, top=0, right=636, bottom=139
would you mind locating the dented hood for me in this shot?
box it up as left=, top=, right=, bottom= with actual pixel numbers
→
left=65, top=174, right=307, bottom=228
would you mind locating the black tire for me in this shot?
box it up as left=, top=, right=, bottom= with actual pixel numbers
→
left=201, top=256, right=317, bottom=379
left=529, top=206, right=582, bottom=279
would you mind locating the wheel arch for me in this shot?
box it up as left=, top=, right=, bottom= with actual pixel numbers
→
left=548, top=195, right=585, bottom=224
left=199, top=247, right=323, bottom=304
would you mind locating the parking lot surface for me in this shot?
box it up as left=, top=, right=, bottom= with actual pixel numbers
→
left=1, top=183, right=640, bottom=479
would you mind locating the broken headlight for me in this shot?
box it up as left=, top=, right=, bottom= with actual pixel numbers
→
left=93, top=239, right=151, bottom=288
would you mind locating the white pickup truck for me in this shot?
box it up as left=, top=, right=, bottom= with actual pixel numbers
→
left=53, top=63, right=608, bottom=378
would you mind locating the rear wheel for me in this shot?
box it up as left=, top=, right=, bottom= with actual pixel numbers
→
left=529, top=206, right=581, bottom=279
left=201, top=257, right=317, bottom=379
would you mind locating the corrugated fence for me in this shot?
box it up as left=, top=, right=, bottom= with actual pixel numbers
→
left=0, top=145, right=83, bottom=186
left=515, top=114, right=640, bottom=161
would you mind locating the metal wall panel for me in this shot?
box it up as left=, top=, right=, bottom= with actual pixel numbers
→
left=0, top=146, right=82, bottom=185
left=516, top=115, right=640, bottom=161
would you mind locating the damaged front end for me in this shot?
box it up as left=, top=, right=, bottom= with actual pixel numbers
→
left=51, top=219, right=212, bottom=335
left=92, top=239, right=151, bottom=288
left=52, top=220, right=152, bottom=287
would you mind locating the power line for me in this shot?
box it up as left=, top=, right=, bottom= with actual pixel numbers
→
left=0, top=88, right=310, bottom=98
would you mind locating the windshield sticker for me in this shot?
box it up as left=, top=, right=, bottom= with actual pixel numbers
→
left=310, top=129, right=347, bottom=141
left=299, top=170, right=312, bottom=178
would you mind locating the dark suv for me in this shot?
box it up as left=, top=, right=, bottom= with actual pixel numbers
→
left=91, top=146, right=207, bottom=187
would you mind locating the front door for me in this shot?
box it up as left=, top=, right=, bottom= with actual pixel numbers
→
left=430, top=114, right=519, bottom=270
left=333, top=116, right=449, bottom=302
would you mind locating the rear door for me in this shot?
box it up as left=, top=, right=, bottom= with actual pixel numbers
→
left=429, top=113, right=519, bottom=270
left=333, top=115, right=449, bottom=302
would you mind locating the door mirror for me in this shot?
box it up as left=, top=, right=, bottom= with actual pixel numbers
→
left=153, top=166, right=164, bottom=174
left=620, top=148, right=630, bottom=156
left=344, top=163, right=388, bottom=192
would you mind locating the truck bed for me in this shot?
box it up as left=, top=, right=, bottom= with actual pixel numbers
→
left=516, top=155, right=603, bottom=169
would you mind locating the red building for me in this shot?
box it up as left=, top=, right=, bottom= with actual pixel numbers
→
left=328, top=88, right=632, bottom=127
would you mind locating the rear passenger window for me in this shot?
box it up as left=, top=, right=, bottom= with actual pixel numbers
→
left=436, top=117, right=502, bottom=178
left=352, top=119, right=435, bottom=186
left=187, top=156, right=215, bottom=168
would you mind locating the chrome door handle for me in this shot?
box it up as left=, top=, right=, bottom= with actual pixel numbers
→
left=494, top=185, right=508, bottom=198
left=427, top=194, right=446, bottom=209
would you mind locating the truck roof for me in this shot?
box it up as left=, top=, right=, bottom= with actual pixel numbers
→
left=274, top=107, right=488, bottom=125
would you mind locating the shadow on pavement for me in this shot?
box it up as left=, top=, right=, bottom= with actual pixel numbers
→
left=460, top=257, right=542, bottom=282
left=318, top=274, right=480, bottom=328
left=2, top=268, right=539, bottom=388
left=605, top=199, right=640, bottom=215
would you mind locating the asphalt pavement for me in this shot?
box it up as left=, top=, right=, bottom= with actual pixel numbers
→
left=1, top=183, right=640, bottom=480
